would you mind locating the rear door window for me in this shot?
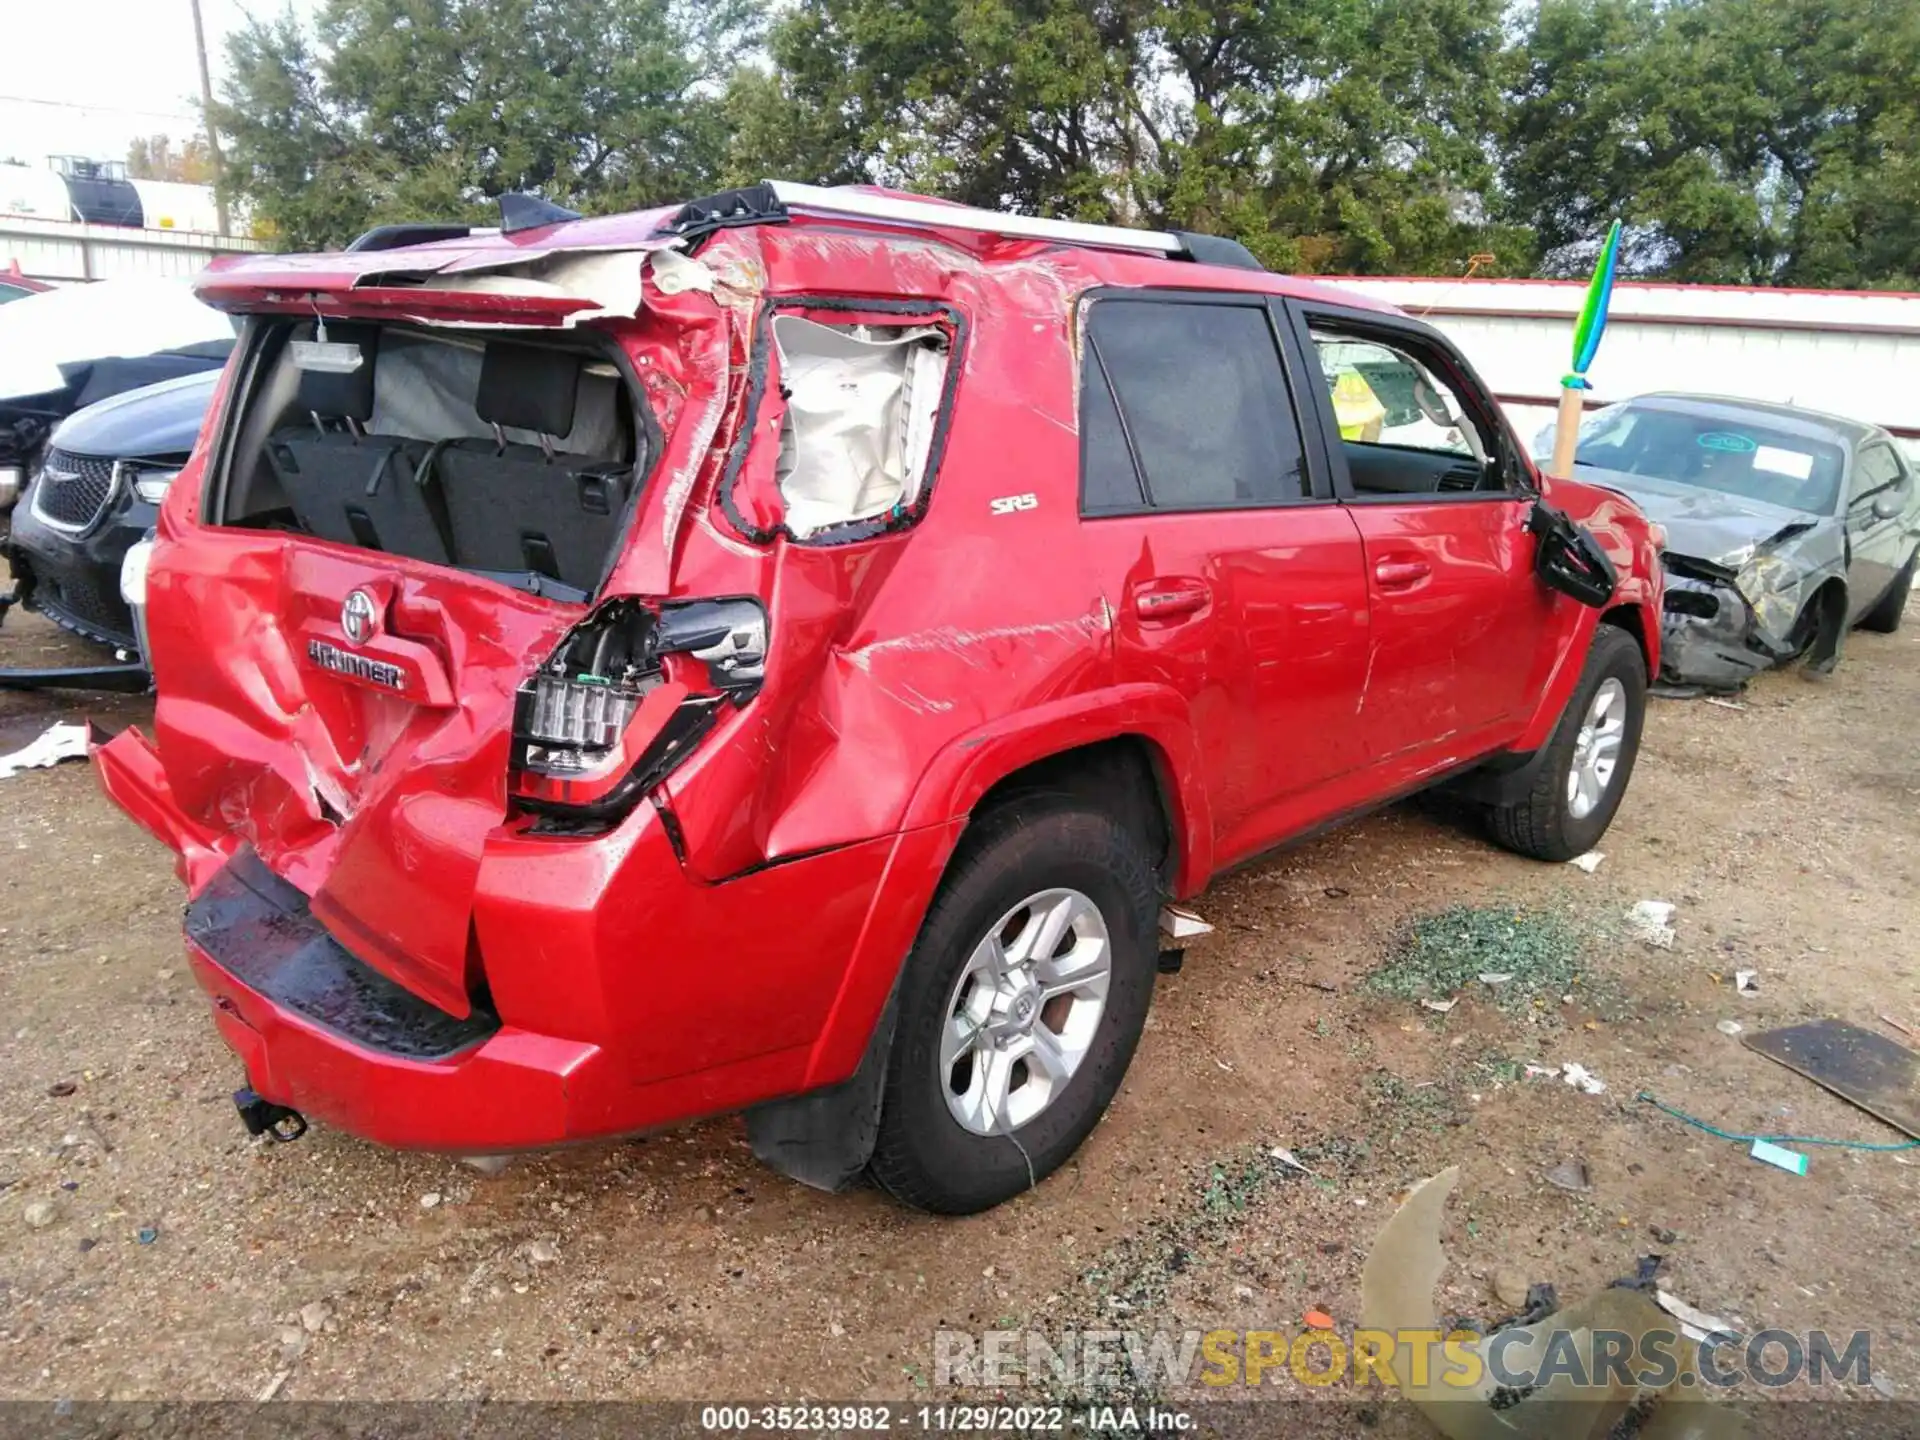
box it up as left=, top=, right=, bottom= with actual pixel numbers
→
left=1081, top=299, right=1309, bottom=513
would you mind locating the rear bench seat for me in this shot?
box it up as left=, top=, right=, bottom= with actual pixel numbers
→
left=267, top=333, right=629, bottom=592
left=265, top=326, right=453, bottom=564
left=435, top=343, right=629, bottom=593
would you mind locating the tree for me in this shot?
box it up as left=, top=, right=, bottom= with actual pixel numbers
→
left=733, top=0, right=1530, bottom=276
left=213, top=0, right=759, bottom=250
left=207, top=0, right=1920, bottom=286
left=1504, top=0, right=1920, bottom=288
left=127, top=135, right=217, bottom=185
left=1135, top=0, right=1535, bottom=274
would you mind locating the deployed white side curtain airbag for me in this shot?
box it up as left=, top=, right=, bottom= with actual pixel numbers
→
left=771, top=315, right=949, bottom=538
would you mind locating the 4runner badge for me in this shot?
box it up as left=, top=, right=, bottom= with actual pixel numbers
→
left=307, top=638, right=406, bottom=694
left=341, top=589, right=379, bottom=646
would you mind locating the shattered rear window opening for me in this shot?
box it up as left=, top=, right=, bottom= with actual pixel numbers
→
left=771, top=315, right=949, bottom=539
left=719, top=298, right=962, bottom=546
left=214, top=318, right=651, bottom=598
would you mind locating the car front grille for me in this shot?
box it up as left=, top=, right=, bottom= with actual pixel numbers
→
left=32, top=449, right=117, bottom=529
left=37, top=566, right=138, bottom=649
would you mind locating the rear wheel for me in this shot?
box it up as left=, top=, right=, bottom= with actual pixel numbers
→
left=1487, top=625, right=1646, bottom=862
left=1860, top=551, right=1915, bottom=634
left=867, top=800, right=1158, bottom=1214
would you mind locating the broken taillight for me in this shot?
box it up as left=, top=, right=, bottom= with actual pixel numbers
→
left=510, top=596, right=765, bottom=827
left=523, top=676, right=646, bottom=771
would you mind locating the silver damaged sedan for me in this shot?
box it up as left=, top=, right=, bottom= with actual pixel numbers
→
left=1538, top=394, right=1920, bottom=690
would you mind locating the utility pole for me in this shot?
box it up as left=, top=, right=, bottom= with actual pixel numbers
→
left=188, top=0, right=231, bottom=235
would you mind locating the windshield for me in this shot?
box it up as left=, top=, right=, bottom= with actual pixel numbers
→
left=1561, top=403, right=1844, bottom=513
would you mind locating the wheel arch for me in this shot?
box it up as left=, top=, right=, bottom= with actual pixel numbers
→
left=1802, top=576, right=1849, bottom=669
left=1600, top=600, right=1654, bottom=679
left=789, top=689, right=1212, bottom=1104
left=898, top=684, right=1215, bottom=896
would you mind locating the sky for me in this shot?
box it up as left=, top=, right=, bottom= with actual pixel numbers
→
left=0, top=1, right=319, bottom=170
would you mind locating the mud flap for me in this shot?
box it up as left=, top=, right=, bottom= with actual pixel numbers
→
left=744, top=979, right=901, bottom=1192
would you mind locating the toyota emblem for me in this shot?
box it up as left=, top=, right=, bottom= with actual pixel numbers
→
left=341, top=589, right=379, bottom=647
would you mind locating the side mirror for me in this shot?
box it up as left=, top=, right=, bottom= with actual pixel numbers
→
left=1527, top=501, right=1618, bottom=608
left=1871, top=492, right=1902, bottom=521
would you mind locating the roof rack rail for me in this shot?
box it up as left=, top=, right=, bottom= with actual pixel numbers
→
left=658, top=183, right=785, bottom=243
left=767, top=180, right=1187, bottom=259
left=655, top=180, right=1265, bottom=271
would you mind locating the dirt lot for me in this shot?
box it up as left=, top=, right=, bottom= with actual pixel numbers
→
left=2, top=605, right=1917, bottom=1425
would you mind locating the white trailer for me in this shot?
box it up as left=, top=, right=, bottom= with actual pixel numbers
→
left=0, top=214, right=265, bottom=283
left=1325, top=276, right=1920, bottom=455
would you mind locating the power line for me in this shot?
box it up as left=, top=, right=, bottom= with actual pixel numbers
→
left=0, top=94, right=201, bottom=124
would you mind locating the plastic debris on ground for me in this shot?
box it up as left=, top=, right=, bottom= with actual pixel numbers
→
left=1562, top=1061, right=1607, bottom=1095
left=1734, top=970, right=1759, bottom=995
left=1749, top=1139, right=1809, bottom=1176
left=1478, top=971, right=1514, bottom=986
left=0, top=721, right=91, bottom=780
left=1543, top=1158, right=1592, bottom=1191
left=1420, top=997, right=1458, bottom=1014
left=1568, top=850, right=1605, bottom=873
left=1360, top=1168, right=1748, bottom=1440
left=1267, top=1146, right=1315, bottom=1176
left=1654, top=1290, right=1740, bottom=1344
left=1628, top=899, right=1677, bottom=949
left=1157, top=904, right=1214, bottom=941
left=1716, top=1019, right=1743, bottom=1036
left=1744, top=1018, right=1920, bottom=1140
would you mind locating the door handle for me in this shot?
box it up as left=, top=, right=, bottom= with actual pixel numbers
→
left=1130, top=577, right=1212, bottom=622
left=1373, top=557, right=1431, bottom=589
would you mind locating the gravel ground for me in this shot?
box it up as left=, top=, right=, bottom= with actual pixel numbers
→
left=2, top=604, right=1917, bottom=1424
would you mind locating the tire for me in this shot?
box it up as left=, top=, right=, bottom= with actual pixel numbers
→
left=867, top=798, right=1159, bottom=1214
left=1486, top=624, right=1646, bottom=862
left=1859, top=551, right=1915, bottom=634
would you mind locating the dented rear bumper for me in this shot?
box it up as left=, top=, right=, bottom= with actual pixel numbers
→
left=95, top=723, right=949, bottom=1151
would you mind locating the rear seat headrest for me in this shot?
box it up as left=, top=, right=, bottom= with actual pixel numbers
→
left=295, top=322, right=380, bottom=421
left=476, top=342, right=579, bottom=439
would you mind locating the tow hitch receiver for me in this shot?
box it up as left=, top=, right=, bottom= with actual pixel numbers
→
left=233, top=1087, right=308, bottom=1142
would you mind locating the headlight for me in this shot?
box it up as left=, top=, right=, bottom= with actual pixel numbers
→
left=0, top=464, right=21, bottom=511
left=126, top=466, right=182, bottom=505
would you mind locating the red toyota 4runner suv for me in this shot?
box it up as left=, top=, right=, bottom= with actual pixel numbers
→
left=97, top=184, right=1661, bottom=1213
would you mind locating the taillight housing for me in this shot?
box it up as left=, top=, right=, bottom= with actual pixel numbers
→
left=509, top=596, right=766, bottom=828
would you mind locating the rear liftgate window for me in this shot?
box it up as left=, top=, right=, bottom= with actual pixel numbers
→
left=218, top=321, right=647, bottom=599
